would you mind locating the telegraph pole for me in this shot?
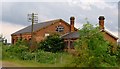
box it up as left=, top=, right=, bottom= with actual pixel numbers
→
left=28, top=13, right=38, bottom=49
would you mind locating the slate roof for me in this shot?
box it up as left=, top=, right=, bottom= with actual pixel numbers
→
left=61, top=31, right=79, bottom=39
left=62, top=29, right=118, bottom=40
left=11, top=19, right=67, bottom=35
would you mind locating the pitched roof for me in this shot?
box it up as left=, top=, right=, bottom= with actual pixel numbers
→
left=102, top=29, right=118, bottom=40
left=62, top=29, right=118, bottom=40
left=61, top=31, right=79, bottom=39
left=11, top=19, right=69, bottom=35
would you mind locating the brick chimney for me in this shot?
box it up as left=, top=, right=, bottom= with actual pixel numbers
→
left=70, top=16, right=75, bottom=32
left=98, top=16, right=105, bottom=30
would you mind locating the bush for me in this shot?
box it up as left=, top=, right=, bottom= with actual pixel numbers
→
left=2, top=44, right=71, bottom=64
left=72, top=23, right=118, bottom=67
left=15, top=38, right=29, bottom=47
left=116, top=46, right=120, bottom=64
left=2, top=45, right=29, bottom=60
left=38, top=34, right=65, bottom=53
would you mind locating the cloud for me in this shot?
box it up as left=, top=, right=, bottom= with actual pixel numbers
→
left=0, top=21, right=25, bottom=43
left=2, top=0, right=69, bottom=2
left=68, top=0, right=117, bottom=10
left=2, top=0, right=120, bottom=2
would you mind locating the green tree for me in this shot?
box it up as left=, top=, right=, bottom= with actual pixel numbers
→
left=116, top=45, right=120, bottom=65
left=38, top=34, right=65, bottom=53
left=0, top=34, right=7, bottom=45
left=73, top=23, right=117, bottom=67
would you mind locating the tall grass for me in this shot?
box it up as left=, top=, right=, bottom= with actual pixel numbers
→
left=2, top=44, right=73, bottom=66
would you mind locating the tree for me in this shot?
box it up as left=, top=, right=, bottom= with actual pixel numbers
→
left=73, top=23, right=117, bottom=67
left=0, top=34, right=7, bottom=45
left=38, top=34, right=65, bottom=53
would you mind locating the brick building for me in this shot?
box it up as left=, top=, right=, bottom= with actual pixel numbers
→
left=11, top=16, right=118, bottom=49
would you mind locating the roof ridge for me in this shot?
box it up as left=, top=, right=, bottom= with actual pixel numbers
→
left=11, top=25, right=31, bottom=35
left=11, top=19, right=64, bottom=35
left=103, top=29, right=118, bottom=39
left=36, top=19, right=62, bottom=24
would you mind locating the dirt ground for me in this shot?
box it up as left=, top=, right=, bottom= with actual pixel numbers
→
left=1, top=61, right=23, bottom=67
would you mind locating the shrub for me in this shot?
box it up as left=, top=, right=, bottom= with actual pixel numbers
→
left=15, top=38, right=29, bottom=47
left=2, top=44, right=71, bottom=64
left=73, top=23, right=117, bottom=67
left=116, top=46, right=120, bottom=64
left=2, top=45, right=29, bottom=60
left=38, top=34, right=65, bottom=53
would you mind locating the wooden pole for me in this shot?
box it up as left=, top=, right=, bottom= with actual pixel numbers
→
left=31, top=13, right=34, bottom=50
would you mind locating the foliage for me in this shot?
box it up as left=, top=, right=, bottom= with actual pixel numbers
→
left=2, top=34, right=71, bottom=65
left=116, top=46, right=120, bottom=64
left=15, top=38, right=29, bottom=47
left=73, top=23, right=117, bottom=67
left=2, top=44, right=29, bottom=60
left=0, top=34, right=7, bottom=45
left=38, top=34, right=65, bottom=53
left=2, top=44, right=72, bottom=64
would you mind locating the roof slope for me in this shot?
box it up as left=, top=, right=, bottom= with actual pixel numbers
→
left=11, top=19, right=67, bottom=35
left=62, top=29, right=118, bottom=40
left=102, top=29, right=118, bottom=39
left=61, top=31, right=79, bottom=39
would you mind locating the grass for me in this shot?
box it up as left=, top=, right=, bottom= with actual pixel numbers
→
left=1, top=43, right=74, bottom=67
left=1, top=44, right=73, bottom=67
left=2, top=54, right=73, bottom=67
left=2, top=59, right=57, bottom=67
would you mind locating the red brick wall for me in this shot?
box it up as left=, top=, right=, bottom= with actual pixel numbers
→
left=103, top=32, right=117, bottom=44
left=34, top=21, right=71, bottom=42
left=11, top=33, right=31, bottom=44
left=11, top=21, right=71, bottom=44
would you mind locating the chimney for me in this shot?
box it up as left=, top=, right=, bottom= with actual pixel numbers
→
left=70, top=16, right=75, bottom=32
left=98, top=16, right=105, bottom=30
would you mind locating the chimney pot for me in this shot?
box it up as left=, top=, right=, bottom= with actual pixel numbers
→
left=98, top=16, right=105, bottom=20
left=98, top=16, right=105, bottom=30
left=70, top=16, right=75, bottom=20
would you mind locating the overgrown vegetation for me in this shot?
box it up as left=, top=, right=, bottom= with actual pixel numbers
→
left=15, top=38, right=29, bottom=47
left=38, top=34, right=65, bottom=53
left=0, top=34, right=7, bottom=45
left=70, top=23, right=120, bottom=67
left=2, top=43, right=72, bottom=65
left=2, top=23, right=120, bottom=67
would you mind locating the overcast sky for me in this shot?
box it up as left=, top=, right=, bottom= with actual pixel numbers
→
left=0, top=0, right=120, bottom=43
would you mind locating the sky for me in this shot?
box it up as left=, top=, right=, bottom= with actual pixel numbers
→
left=0, top=0, right=120, bottom=43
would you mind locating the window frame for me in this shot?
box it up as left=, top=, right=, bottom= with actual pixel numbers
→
left=56, top=25, right=64, bottom=32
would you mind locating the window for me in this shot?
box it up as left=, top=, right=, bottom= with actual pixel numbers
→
left=45, top=33, right=50, bottom=37
left=56, top=26, right=64, bottom=32
left=70, top=41, right=74, bottom=49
